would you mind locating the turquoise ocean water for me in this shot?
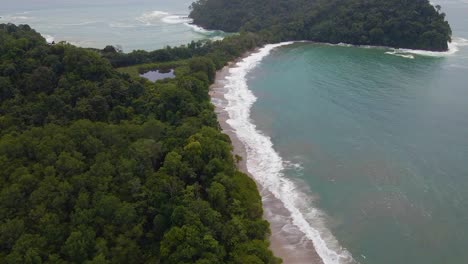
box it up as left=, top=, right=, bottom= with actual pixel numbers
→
left=2, top=0, right=468, bottom=263
left=241, top=1, right=468, bottom=263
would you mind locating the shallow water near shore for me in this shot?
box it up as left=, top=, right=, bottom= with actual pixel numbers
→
left=241, top=2, right=468, bottom=262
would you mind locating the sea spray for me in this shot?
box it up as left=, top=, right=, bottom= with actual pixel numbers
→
left=184, top=23, right=211, bottom=34
left=223, top=42, right=355, bottom=264
left=137, top=10, right=191, bottom=26
left=136, top=10, right=169, bottom=25
left=42, top=34, right=55, bottom=44
left=161, top=15, right=192, bottom=24
left=135, top=10, right=224, bottom=40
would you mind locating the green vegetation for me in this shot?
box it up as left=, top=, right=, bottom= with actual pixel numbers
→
left=0, top=1, right=454, bottom=262
left=189, top=0, right=452, bottom=51
left=0, top=24, right=280, bottom=263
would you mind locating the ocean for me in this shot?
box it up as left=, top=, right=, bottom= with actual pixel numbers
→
left=221, top=0, right=468, bottom=263
left=0, top=0, right=224, bottom=52
left=3, top=0, right=468, bottom=263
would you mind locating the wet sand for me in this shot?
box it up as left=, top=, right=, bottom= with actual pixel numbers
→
left=210, top=54, right=324, bottom=264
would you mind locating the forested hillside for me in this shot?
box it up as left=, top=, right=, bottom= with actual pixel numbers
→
left=0, top=24, right=279, bottom=263
left=189, top=0, right=452, bottom=51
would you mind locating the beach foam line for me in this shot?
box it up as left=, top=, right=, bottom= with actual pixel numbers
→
left=184, top=23, right=211, bottom=34
left=384, top=51, right=415, bottom=59
left=223, top=42, right=355, bottom=264
left=182, top=23, right=227, bottom=41
left=161, top=15, right=192, bottom=24
left=393, top=37, right=468, bottom=57
left=322, top=37, right=467, bottom=57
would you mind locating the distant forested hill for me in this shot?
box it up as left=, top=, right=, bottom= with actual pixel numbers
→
left=189, top=0, right=452, bottom=51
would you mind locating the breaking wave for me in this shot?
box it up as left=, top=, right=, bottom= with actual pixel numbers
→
left=384, top=51, right=415, bottom=59
left=322, top=37, right=468, bottom=58
left=135, top=10, right=224, bottom=40
left=223, top=42, right=355, bottom=264
left=136, top=10, right=170, bottom=25
left=393, top=37, right=468, bottom=57
left=161, top=15, right=192, bottom=24
left=42, top=34, right=55, bottom=44
left=137, top=10, right=192, bottom=26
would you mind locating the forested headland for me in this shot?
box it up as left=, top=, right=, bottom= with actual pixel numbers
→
left=189, top=0, right=452, bottom=51
left=0, top=24, right=280, bottom=263
left=0, top=0, right=454, bottom=262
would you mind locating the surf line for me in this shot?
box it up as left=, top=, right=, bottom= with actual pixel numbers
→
left=222, top=42, right=355, bottom=264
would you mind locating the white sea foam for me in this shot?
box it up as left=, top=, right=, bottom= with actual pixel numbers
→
left=136, top=10, right=224, bottom=40
left=137, top=10, right=193, bottom=26
left=184, top=23, right=213, bottom=34
left=210, top=36, right=225, bottom=41
left=386, top=37, right=468, bottom=58
left=283, top=160, right=305, bottom=176
left=42, top=34, right=55, bottom=44
left=137, top=10, right=200, bottom=30
left=184, top=23, right=226, bottom=41
left=384, top=51, right=415, bottom=59
left=323, top=37, right=468, bottom=57
left=161, top=15, right=192, bottom=24
left=388, top=37, right=468, bottom=57
left=223, top=42, right=355, bottom=264
left=136, top=10, right=170, bottom=25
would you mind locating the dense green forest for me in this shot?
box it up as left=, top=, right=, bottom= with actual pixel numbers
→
left=0, top=24, right=280, bottom=263
left=189, top=0, right=452, bottom=51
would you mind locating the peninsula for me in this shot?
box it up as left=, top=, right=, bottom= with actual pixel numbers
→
left=0, top=0, right=453, bottom=263
left=190, top=0, right=452, bottom=51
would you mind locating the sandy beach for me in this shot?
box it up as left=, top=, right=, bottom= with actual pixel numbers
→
left=210, top=54, right=324, bottom=264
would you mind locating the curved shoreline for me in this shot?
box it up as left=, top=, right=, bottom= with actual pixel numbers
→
left=295, top=38, right=466, bottom=57
left=210, top=53, right=323, bottom=264
left=210, top=43, right=354, bottom=264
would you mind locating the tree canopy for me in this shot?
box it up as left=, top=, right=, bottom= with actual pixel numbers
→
left=189, top=0, right=452, bottom=51
left=0, top=23, right=280, bottom=264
